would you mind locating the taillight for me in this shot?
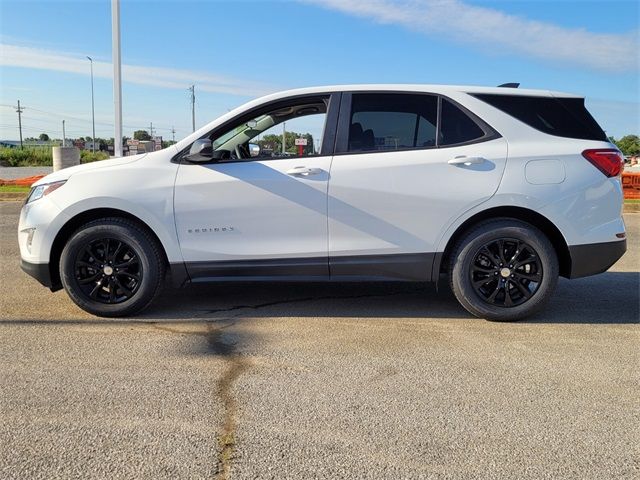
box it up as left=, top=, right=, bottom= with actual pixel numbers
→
left=582, top=149, right=623, bottom=177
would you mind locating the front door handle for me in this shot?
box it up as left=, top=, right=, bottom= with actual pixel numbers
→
left=286, top=166, right=323, bottom=176
left=448, top=156, right=486, bottom=166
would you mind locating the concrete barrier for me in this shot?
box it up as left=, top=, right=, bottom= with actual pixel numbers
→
left=52, top=146, right=80, bottom=172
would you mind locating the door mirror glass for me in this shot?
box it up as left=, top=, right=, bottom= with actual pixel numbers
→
left=185, top=139, right=213, bottom=162
left=248, top=143, right=261, bottom=157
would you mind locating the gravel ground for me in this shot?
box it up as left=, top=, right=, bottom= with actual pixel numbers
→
left=0, top=201, right=638, bottom=479
left=0, top=167, right=53, bottom=180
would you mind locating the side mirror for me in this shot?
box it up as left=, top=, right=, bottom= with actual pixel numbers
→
left=249, top=143, right=260, bottom=158
left=185, top=139, right=213, bottom=162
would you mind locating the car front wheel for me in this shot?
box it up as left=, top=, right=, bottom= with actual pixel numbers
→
left=449, top=219, right=559, bottom=321
left=59, top=217, right=165, bottom=317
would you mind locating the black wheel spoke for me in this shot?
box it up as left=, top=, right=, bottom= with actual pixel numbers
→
left=507, top=241, right=523, bottom=264
left=514, top=254, right=537, bottom=269
left=114, top=257, right=138, bottom=268
left=504, top=282, right=514, bottom=307
left=473, top=276, right=494, bottom=287
left=78, top=272, right=101, bottom=285
left=77, top=260, right=97, bottom=268
left=515, top=272, right=541, bottom=282
left=117, top=271, right=140, bottom=282
left=486, top=282, right=502, bottom=303
left=479, top=247, right=499, bottom=267
left=511, top=279, right=533, bottom=299
left=114, top=277, right=133, bottom=299
left=89, top=279, right=103, bottom=299
left=473, top=265, right=495, bottom=274
left=497, top=239, right=507, bottom=264
left=108, top=278, right=116, bottom=303
left=111, top=241, right=123, bottom=262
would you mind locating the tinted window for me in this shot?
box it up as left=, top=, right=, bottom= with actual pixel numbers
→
left=473, top=94, right=607, bottom=141
left=349, top=94, right=437, bottom=152
left=440, top=99, right=485, bottom=145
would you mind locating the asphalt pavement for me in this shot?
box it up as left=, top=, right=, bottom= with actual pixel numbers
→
left=1, top=200, right=638, bottom=479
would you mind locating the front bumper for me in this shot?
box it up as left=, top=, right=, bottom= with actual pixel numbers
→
left=21, top=260, right=61, bottom=291
left=568, top=239, right=627, bottom=279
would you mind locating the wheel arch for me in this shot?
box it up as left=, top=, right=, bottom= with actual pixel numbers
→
left=48, top=208, right=173, bottom=291
left=437, top=206, right=571, bottom=280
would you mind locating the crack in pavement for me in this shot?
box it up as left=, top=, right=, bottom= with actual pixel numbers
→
left=149, top=289, right=417, bottom=478
left=193, top=288, right=420, bottom=319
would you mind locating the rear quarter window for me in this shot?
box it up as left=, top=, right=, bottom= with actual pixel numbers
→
left=472, top=94, right=607, bottom=141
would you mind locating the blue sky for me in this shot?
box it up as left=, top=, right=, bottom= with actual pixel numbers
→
left=0, top=0, right=638, bottom=142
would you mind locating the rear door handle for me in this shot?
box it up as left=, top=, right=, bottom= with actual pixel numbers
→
left=286, top=166, right=323, bottom=176
left=448, top=156, right=486, bottom=166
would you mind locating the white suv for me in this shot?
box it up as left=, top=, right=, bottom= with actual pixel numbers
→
left=19, top=84, right=626, bottom=320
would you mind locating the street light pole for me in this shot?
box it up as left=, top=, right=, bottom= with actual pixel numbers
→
left=112, top=0, right=123, bottom=157
left=86, top=56, right=96, bottom=153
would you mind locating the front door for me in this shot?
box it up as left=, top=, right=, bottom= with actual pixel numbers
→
left=173, top=94, right=337, bottom=280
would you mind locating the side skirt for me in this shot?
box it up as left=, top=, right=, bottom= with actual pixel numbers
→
left=178, top=253, right=437, bottom=284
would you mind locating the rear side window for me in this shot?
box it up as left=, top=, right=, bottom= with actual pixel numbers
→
left=440, top=99, right=485, bottom=145
left=472, top=94, right=607, bottom=141
left=349, top=94, right=437, bottom=152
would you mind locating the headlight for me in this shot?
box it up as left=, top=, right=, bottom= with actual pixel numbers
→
left=26, top=181, right=66, bottom=204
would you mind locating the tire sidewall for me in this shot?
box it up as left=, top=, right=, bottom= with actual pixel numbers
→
left=60, top=222, right=160, bottom=317
left=451, top=221, right=559, bottom=321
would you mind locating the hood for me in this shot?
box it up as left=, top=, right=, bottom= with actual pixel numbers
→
left=33, top=153, right=148, bottom=186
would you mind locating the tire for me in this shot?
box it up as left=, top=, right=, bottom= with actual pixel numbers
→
left=60, top=217, right=165, bottom=317
left=449, top=219, right=558, bottom=321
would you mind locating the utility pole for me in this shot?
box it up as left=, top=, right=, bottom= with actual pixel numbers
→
left=86, top=56, right=96, bottom=152
left=149, top=122, right=154, bottom=138
left=15, top=100, right=24, bottom=149
left=282, top=121, right=286, bottom=154
left=62, top=120, right=66, bottom=147
left=189, top=85, right=195, bottom=132
left=171, top=126, right=176, bottom=143
left=112, top=0, right=123, bottom=157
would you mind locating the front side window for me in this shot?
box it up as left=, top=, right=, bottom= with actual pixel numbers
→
left=207, top=96, right=329, bottom=161
left=348, top=94, right=437, bottom=152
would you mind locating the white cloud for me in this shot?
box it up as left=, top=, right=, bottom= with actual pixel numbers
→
left=0, top=43, right=277, bottom=97
left=303, top=0, right=638, bottom=71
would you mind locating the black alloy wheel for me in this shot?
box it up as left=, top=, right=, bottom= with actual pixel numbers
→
left=60, top=217, right=165, bottom=317
left=470, top=238, right=543, bottom=308
left=74, top=238, right=143, bottom=304
left=449, top=219, right=558, bottom=321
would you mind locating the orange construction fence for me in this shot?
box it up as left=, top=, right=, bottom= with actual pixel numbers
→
left=0, top=175, right=45, bottom=187
left=622, top=172, right=640, bottom=199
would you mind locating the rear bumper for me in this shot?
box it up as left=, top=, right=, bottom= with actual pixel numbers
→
left=21, top=259, right=61, bottom=291
left=568, top=239, right=627, bottom=279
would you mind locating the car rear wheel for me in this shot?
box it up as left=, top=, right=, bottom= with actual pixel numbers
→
left=449, top=219, right=559, bottom=321
left=60, top=218, right=165, bottom=317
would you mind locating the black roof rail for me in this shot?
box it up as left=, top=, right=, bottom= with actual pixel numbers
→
left=498, top=82, right=520, bottom=88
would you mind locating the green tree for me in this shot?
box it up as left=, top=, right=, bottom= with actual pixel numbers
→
left=610, top=135, right=640, bottom=157
left=133, top=130, right=151, bottom=141
left=39, top=133, right=50, bottom=141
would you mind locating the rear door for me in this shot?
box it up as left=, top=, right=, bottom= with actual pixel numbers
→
left=327, top=92, right=508, bottom=280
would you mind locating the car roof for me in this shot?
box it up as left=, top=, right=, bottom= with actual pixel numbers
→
left=262, top=84, right=581, bottom=99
